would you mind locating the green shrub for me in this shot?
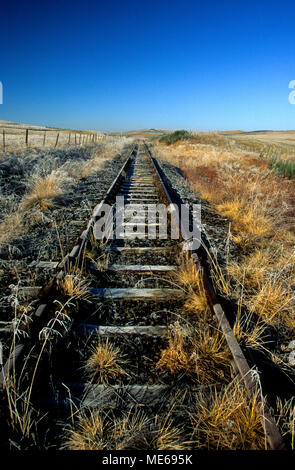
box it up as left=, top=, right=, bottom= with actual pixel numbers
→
left=158, top=130, right=228, bottom=147
left=159, top=130, right=191, bottom=145
left=266, top=155, right=295, bottom=178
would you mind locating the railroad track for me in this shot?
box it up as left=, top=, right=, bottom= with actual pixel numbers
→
left=0, top=142, right=288, bottom=450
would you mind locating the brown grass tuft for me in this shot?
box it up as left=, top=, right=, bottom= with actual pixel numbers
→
left=63, top=410, right=105, bottom=450
left=174, top=256, right=209, bottom=317
left=22, top=173, right=64, bottom=210
left=0, top=212, right=24, bottom=246
left=63, top=408, right=189, bottom=450
left=156, top=322, right=231, bottom=383
left=60, top=274, right=91, bottom=300
left=249, top=279, right=294, bottom=326
left=191, top=381, right=266, bottom=449
left=85, top=339, right=128, bottom=383
left=275, top=398, right=295, bottom=449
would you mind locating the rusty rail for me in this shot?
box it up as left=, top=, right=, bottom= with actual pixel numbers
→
left=147, top=143, right=286, bottom=450
left=0, top=140, right=287, bottom=450
left=0, top=143, right=138, bottom=388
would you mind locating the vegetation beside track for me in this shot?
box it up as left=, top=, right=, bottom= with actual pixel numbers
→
left=154, top=132, right=295, bottom=447
left=1, top=134, right=294, bottom=450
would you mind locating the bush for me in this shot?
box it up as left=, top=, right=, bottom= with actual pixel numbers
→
left=159, top=130, right=228, bottom=147
left=267, top=155, right=295, bottom=178
left=159, top=130, right=191, bottom=145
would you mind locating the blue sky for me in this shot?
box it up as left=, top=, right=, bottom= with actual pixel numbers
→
left=0, top=0, right=294, bottom=131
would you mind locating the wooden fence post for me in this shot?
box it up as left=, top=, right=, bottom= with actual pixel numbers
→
left=68, top=132, right=71, bottom=144
left=43, top=131, right=46, bottom=146
left=2, top=129, right=5, bottom=151
left=25, top=129, right=29, bottom=146
left=55, top=133, right=59, bottom=148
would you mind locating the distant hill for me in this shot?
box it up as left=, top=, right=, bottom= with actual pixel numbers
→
left=0, top=120, right=59, bottom=130
left=109, top=129, right=171, bottom=138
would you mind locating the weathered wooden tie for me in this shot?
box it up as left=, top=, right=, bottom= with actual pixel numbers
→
left=87, top=287, right=184, bottom=301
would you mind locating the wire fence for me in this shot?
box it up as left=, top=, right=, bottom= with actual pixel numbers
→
left=0, top=126, right=105, bottom=152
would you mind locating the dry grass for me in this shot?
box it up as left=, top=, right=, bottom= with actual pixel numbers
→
left=175, top=255, right=202, bottom=288
left=84, top=339, right=128, bottom=383
left=156, top=322, right=231, bottom=383
left=0, top=138, right=130, bottom=250
left=190, top=131, right=229, bottom=147
left=0, top=211, right=24, bottom=246
left=59, top=274, right=91, bottom=300
left=2, top=298, right=75, bottom=445
left=82, top=244, right=110, bottom=271
left=63, top=408, right=189, bottom=450
left=153, top=417, right=188, bottom=450
left=249, top=279, right=294, bottom=327
left=156, top=323, right=193, bottom=376
left=113, top=411, right=188, bottom=450
left=67, top=149, right=112, bottom=179
left=4, top=375, right=34, bottom=440
left=80, top=151, right=111, bottom=178
left=156, top=140, right=293, bottom=238
left=21, top=172, right=64, bottom=211
left=227, top=246, right=295, bottom=301
left=191, top=380, right=266, bottom=449
left=155, top=135, right=295, bottom=336
left=63, top=410, right=105, bottom=450
left=227, top=250, right=272, bottom=290
left=174, top=255, right=209, bottom=317
left=230, top=131, right=295, bottom=157
left=216, top=199, right=273, bottom=238
left=275, top=398, right=295, bottom=449
left=184, top=291, right=209, bottom=317
left=0, top=123, right=104, bottom=152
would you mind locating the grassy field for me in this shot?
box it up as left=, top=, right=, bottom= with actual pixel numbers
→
left=153, top=130, right=295, bottom=337
left=150, top=131, right=295, bottom=446
left=224, top=130, right=295, bottom=147
left=221, top=130, right=295, bottom=158
left=109, top=128, right=171, bottom=139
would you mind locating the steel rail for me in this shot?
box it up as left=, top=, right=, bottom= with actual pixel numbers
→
left=0, top=140, right=287, bottom=450
left=145, top=142, right=286, bottom=450
left=0, top=143, right=138, bottom=388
